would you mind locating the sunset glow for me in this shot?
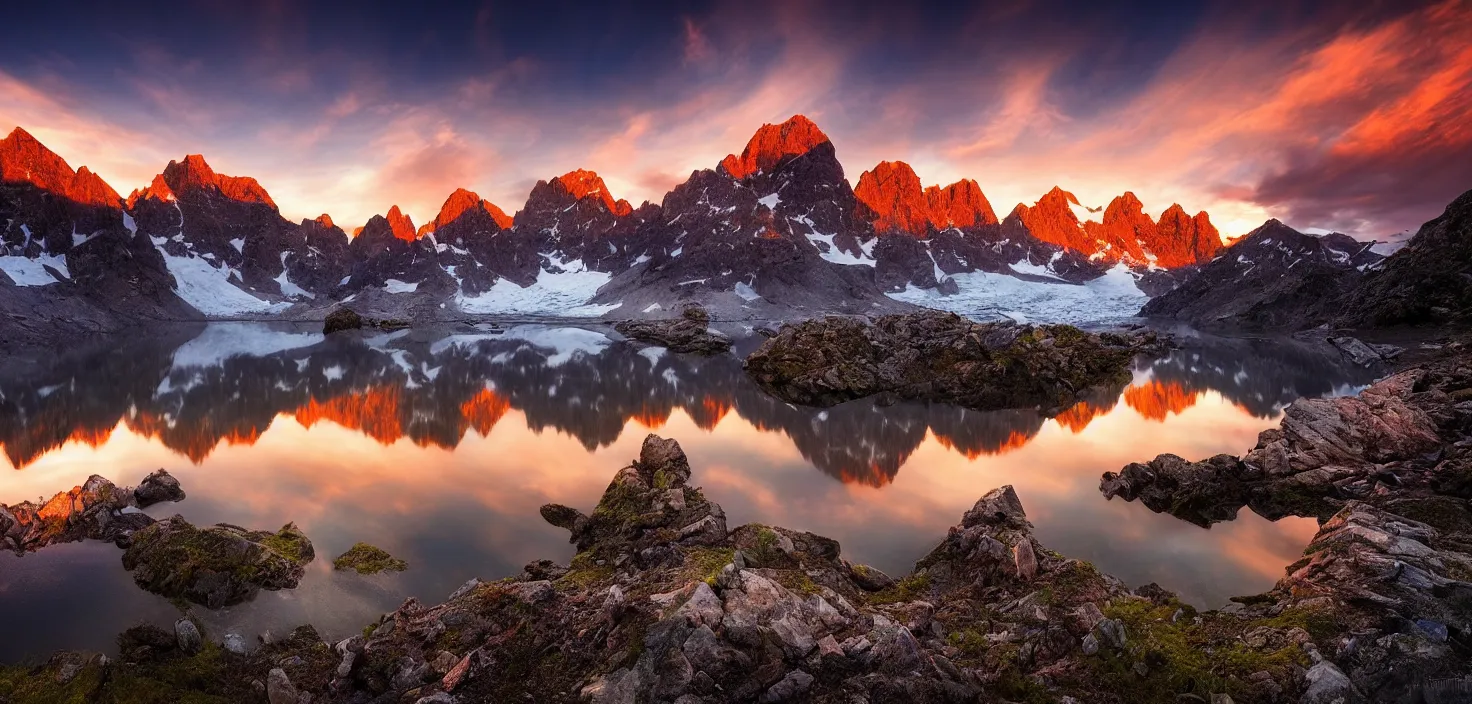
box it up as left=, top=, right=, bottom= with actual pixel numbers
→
left=3, top=1, right=1468, bottom=240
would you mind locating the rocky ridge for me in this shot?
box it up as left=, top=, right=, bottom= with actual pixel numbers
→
left=0, top=469, right=183, bottom=554
left=3, top=115, right=1248, bottom=327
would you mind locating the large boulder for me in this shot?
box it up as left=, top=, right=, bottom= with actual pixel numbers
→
left=323, top=307, right=363, bottom=334
left=121, top=516, right=315, bottom=608
left=743, top=311, right=1158, bottom=413
left=614, top=306, right=732, bottom=355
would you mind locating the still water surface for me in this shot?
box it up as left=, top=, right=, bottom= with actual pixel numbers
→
left=0, top=322, right=1377, bottom=662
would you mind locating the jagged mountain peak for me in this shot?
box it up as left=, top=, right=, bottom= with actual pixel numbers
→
left=546, top=169, right=632, bottom=216
left=719, top=114, right=831, bottom=180
left=135, top=153, right=279, bottom=209
left=854, top=162, right=999, bottom=236
left=311, top=213, right=335, bottom=229
left=384, top=205, right=417, bottom=242
left=0, top=125, right=122, bottom=207
left=419, top=188, right=514, bottom=235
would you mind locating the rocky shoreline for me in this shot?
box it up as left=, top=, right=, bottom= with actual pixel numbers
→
left=3, top=337, right=1469, bottom=702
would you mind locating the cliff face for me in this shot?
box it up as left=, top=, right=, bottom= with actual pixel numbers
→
left=854, top=161, right=998, bottom=236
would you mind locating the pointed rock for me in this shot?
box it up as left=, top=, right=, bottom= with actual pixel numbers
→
left=0, top=126, right=122, bottom=207
left=1013, top=187, right=1095, bottom=254
left=420, top=187, right=513, bottom=235
left=384, top=205, right=417, bottom=242
left=925, top=179, right=998, bottom=229
left=719, top=115, right=830, bottom=180
left=855, top=161, right=999, bottom=236
left=1150, top=204, right=1223, bottom=267
left=157, top=154, right=277, bottom=208
left=546, top=169, right=630, bottom=216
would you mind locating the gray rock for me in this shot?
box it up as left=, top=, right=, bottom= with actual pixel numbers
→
left=1013, top=539, right=1038, bottom=581
left=336, top=651, right=356, bottom=678
left=174, top=619, right=202, bottom=654
left=222, top=632, right=248, bottom=655
left=1302, top=659, right=1363, bottom=704
left=1094, top=618, right=1126, bottom=650
left=447, top=578, right=482, bottom=601
left=759, top=670, right=814, bottom=702
left=676, top=580, right=724, bottom=628
left=133, top=469, right=185, bottom=507
left=266, top=668, right=299, bottom=704
left=414, top=694, right=456, bottom=704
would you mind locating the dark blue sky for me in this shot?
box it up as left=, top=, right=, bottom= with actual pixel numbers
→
left=3, top=0, right=1466, bottom=237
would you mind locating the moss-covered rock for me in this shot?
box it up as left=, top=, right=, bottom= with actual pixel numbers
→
left=743, top=311, right=1162, bottom=413
left=121, top=516, right=315, bottom=608
left=332, top=542, right=407, bottom=574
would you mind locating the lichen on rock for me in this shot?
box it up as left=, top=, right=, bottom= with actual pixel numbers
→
left=333, top=542, right=408, bottom=574
left=121, top=516, right=316, bottom=608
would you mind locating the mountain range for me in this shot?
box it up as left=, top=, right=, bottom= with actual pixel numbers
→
left=2, top=114, right=1467, bottom=344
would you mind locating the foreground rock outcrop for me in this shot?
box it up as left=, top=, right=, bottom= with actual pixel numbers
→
left=0, top=469, right=184, bottom=553
left=614, top=306, right=733, bottom=355
left=744, top=311, right=1164, bottom=413
left=14, top=417, right=1471, bottom=702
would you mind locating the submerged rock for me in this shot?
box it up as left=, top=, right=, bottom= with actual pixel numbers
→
left=614, top=305, right=732, bottom=355
left=332, top=542, right=408, bottom=574
left=121, top=516, right=316, bottom=608
left=323, top=307, right=363, bottom=334
left=743, top=310, right=1161, bottom=413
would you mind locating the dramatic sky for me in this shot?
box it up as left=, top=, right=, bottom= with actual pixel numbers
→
left=3, top=0, right=1469, bottom=240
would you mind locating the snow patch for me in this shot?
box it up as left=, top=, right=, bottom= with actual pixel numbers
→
left=642, top=302, right=663, bottom=313
left=455, top=258, right=617, bottom=317
left=170, top=323, right=322, bottom=371
left=275, top=269, right=315, bottom=300
left=888, top=264, right=1147, bottom=325
left=758, top=193, right=781, bottom=210
left=432, top=325, right=612, bottom=367
left=638, top=346, right=667, bottom=366
left=734, top=281, right=762, bottom=302
left=384, top=279, right=419, bottom=294
left=0, top=253, right=69, bottom=286
left=158, top=252, right=290, bottom=316
left=229, top=238, right=245, bottom=254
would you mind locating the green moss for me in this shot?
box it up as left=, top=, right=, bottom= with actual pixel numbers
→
left=680, top=546, right=735, bottom=585
left=557, top=551, right=615, bottom=590
left=258, top=526, right=312, bottom=565
left=0, top=660, right=106, bottom=704
left=867, top=573, right=931, bottom=605
left=946, top=629, right=989, bottom=657
left=332, top=543, right=408, bottom=575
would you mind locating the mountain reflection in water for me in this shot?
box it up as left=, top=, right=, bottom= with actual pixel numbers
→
left=0, top=323, right=1378, bottom=662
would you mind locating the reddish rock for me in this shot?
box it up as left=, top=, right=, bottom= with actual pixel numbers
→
left=311, top=214, right=335, bottom=230
left=854, top=161, right=998, bottom=236
left=384, top=205, right=417, bottom=242
left=419, top=188, right=513, bottom=236
left=131, top=154, right=277, bottom=208
left=854, top=161, right=930, bottom=235
left=1011, top=187, right=1095, bottom=254
left=719, top=115, right=830, bottom=180
left=1082, top=192, right=1154, bottom=262
left=925, top=179, right=998, bottom=229
left=1150, top=204, right=1223, bottom=267
left=548, top=170, right=631, bottom=216
left=0, top=127, right=122, bottom=207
